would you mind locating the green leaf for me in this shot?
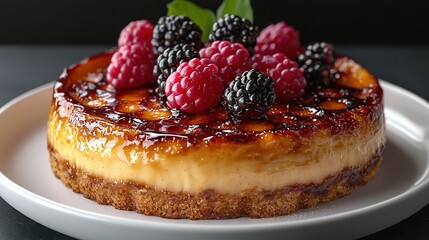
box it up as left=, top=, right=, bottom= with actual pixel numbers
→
left=167, top=0, right=216, bottom=42
left=216, top=0, right=253, bottom=22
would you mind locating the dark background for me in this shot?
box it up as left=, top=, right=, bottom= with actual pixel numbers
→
left=0, top=1, right=429, bottom=240
left=0, top=0, right=428, bottom=45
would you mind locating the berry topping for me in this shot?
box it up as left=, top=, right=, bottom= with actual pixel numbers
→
left=208, top=14, right=259, bottom=54
left=254, top=22, right=300, bottom=59
left=153, top=44, right=200, bottom=99
left=152, top=16, right=203, bottom=56
left=118, top=20, right=154, bottom=47
left=223, top=69, right=275, bottom=119
left=165, top=58, right=223, bottom=113
left=252, top=53, right=306, bottom=102
left=107, top=43, right=155, bottom=89
left=296, top=42, right=336, bottom=85
left=199, top=40, right=251, bottom=87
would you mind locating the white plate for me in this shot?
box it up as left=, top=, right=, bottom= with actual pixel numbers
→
left=0, top=81, right=428, bottom=240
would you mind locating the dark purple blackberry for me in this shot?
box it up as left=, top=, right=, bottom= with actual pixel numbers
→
left=223, top=69, right=275, bottom=119
left=152, top=16, right=203, bottom=56
left=296, top=42, right=336, bottom=86
left=209, top=14, right=259, bottom=54
left=153, top=44, right=200, bottom=99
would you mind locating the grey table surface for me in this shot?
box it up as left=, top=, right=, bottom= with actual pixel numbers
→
left=0, top=45, right=428, bottom=239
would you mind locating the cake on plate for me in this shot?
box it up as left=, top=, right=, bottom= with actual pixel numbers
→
left=47, top=1, right=385, bottom=219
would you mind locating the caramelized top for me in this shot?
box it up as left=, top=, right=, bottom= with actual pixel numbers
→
left=53, top=51, right=383, bottom=146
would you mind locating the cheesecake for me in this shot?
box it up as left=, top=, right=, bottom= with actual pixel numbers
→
left=47, top=50, right=385, bottom=219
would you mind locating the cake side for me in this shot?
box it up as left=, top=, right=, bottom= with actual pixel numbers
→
left=48, top=141, right=384, bottom=219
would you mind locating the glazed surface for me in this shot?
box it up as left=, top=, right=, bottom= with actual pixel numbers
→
left=51, top=51, right=383, bottom=149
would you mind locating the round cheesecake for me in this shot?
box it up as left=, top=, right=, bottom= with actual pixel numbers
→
left=47, top=51, right=385, bottom=219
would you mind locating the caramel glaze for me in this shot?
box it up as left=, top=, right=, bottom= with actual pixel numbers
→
left=52, top=51, right=384, bottom=151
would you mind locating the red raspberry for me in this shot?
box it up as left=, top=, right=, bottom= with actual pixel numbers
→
left=118, top=20, right=154, bottom=47
left=254, top=22, right=300, bottom=59
left=107, top=43, right=155, bottom=89
left=252, top=53, right=306, bottom=102
left=199, top=40, right=251, bottom=87
left=165, top=58, right=223, bottom=113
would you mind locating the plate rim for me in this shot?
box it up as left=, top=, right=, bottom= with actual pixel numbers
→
left=0, top=80, right=428, bottom=233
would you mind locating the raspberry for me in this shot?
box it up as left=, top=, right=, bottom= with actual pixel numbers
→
left=107, top=43, right=155, bottom=89
left=254, top=22, right=300, bottom=59
left=252, top=53, right=306, bottom=102
left=153, top=44, right=200, bottom=99
left=296, top=42, right=336, bottom=86
left=209, top=14, right=259, bottom=54
left=118, top=20, right=154, bottom=47
left=165, top=58, right=223, bottom=113
left=223, top=69, right=275, bottom=119
left=152, top=16, right=203, bottom=56
left=199, top=41, right=251, bottom=87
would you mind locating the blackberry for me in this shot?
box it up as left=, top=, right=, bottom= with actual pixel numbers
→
left=209, top=14, right=259, bottom=54
left=223, top=69, right=275, bottom=119
left=153, top=44, right=200, bottom=99
left=296, top=42, right=336, bottom=86
left=152, top=16, right=203, bottom=56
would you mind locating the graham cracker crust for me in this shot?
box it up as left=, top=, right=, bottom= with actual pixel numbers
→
left=48, top=144, right=384, bottom=220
